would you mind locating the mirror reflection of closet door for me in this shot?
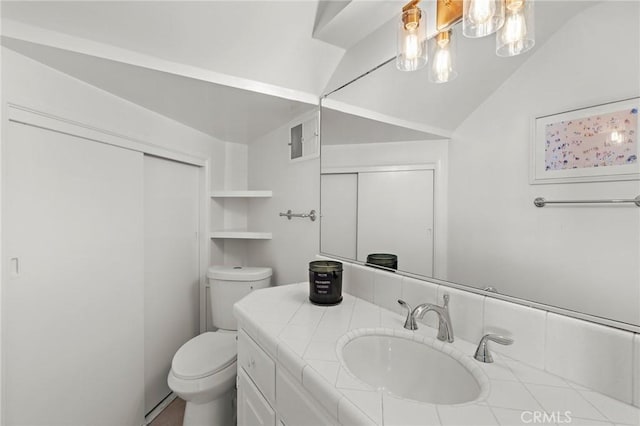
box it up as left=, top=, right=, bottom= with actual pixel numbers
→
left=320, top=173, right=357, bottom=259
left=357, top=170, right=434, bottom=276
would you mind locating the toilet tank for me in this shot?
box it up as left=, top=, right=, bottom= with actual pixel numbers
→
left=207, top=266, right=272, bottom=331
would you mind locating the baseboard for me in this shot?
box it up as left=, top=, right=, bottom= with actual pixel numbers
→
left=144, top=392, right=177, bottom=425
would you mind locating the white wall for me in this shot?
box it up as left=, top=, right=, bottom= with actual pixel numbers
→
left=247, top=111, right=320, bottom=285
left=322, top=139, right=448, bottom=169
left=218, top=143, right=250, bottom=266
left=448, top=2, right=640, bottom=325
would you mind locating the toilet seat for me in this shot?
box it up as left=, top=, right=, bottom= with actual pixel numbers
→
left=171, top=332, right=237, bottom=380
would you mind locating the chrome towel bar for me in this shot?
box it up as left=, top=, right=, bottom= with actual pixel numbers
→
left=534, top=195, right=640, bottom=207
left=279, top=209, right=317, bottom=221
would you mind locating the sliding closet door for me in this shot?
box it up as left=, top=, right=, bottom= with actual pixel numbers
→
left=357, top=170, right=435, bottom=276
left=143, top=155, right=200, bottom=415
left=3, top=121, right=145, bottom=425
left=320, top=173, right=358, bottom=259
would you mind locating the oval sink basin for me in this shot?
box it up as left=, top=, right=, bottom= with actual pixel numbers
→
left=339, top=331, right=486, bottom=405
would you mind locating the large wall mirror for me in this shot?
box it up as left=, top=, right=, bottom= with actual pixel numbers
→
left=320, top=1, right=640, bottom=329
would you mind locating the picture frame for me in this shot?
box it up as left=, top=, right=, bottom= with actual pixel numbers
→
left=530, top=97, right=640, bottom=184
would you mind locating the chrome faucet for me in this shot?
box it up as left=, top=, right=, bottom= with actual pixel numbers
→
left=473, top=333, right=514, bottom=363
left=397, top=294, right=454, bottom=343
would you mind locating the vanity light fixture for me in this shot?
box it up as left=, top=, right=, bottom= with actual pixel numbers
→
left=396, top=0, right=535, bottom=79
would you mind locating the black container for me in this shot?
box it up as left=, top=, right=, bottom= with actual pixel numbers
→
left=308, top=261, right=343, bottom=305
left=366, top=253, right=398, bottom=271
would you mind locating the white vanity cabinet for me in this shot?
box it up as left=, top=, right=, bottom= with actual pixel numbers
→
left=275, top=368, right=338, bottom=426
left=237, top=330, right=338, bottom=426
left=237, top=330, right=276, bottom=426
left=237, top=369, right=276, bottom=426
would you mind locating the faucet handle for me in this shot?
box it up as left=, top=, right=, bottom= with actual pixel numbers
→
left=474, top=333, right=514, bottom=363
left=397, top=299, right=417, bottom=330
left=484, top=334, right=513, bottom=345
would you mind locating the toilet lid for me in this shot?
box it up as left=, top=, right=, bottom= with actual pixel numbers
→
left=171, top=332, right=237, bottom=380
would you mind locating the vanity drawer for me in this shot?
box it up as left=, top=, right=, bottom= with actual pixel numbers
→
left=238, top=329, right=275, bottom=405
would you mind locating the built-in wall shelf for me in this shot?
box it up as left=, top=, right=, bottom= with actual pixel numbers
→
left=210, top=190, right=273, bottom=198
left=209, top=190, right=273, bottom=241
left=210, top=230, right=273, bottom=240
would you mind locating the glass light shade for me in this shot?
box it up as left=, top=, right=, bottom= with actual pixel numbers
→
left=429, top=30, right=458, bottom=83
left=396, top=7, right=428, bottom=71
left=496, top=0, right=535, bottom=57
left=463, top=0, right=505, bottom=38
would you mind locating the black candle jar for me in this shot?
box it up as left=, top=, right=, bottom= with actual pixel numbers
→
left=308, top=260, right=343, bottom=305
left=366, top=253, right=398, bottom=271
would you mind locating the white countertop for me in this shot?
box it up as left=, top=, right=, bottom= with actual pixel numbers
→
left=234, top=283, right=640, bottom=426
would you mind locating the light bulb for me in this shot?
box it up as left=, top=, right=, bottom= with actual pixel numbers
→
left=429, top=30, right=457, bottom=83
left=405, top=31, right=421, bottom=60
left=463, top=0, right=504, bottom=38
left=496, top=0, right=535, bottom=57
left=468, top=0, right=495, bottom=24
left=432, top=48, right=453, bottom=83
left=501, top=8, right=526, bottom=52
left=396, top=6, right=428, bottom=71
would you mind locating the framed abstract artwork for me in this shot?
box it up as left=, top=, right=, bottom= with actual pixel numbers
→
left=531, top=98, right=640, bottom=184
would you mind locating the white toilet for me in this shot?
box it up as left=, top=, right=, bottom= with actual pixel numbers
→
left=168, top=266, right=272, bottom=426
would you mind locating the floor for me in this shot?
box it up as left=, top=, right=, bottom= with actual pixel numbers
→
left=149, top=398, right=185, bottom=426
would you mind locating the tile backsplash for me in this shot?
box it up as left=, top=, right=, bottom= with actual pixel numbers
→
left=319, top=256, right=640, bottom=408
left=545, top=313, right=634, bottom=404
left=484, top=297, right=546, bottom=369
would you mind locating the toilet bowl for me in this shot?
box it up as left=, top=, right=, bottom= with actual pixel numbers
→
left=168, top=266, right=272, bottom=426
left=168, top=332, right=237, bottom=425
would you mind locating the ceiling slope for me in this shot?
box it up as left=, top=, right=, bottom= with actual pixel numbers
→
left=2, top=37, right=316, bottom=144
left=322, top=107, right=444, bottom=144
left=313, top=0, right=404, bottom=49
left=1, top=0, right=346, bottom=96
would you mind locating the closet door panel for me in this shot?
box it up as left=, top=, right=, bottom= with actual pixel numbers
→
left=4, top=122, right=145, bottom=425
left=357, top=170, right=435, bottom=276
left=320, top=173, right=357, bottom=259
left=143, top=155, right=200, bottom=414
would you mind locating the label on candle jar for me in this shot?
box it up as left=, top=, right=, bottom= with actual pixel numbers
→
left=313, top=274, right=331, bottom=294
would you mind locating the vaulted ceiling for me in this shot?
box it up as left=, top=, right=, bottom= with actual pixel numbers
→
left=1, top=1, right=599, bottom=143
